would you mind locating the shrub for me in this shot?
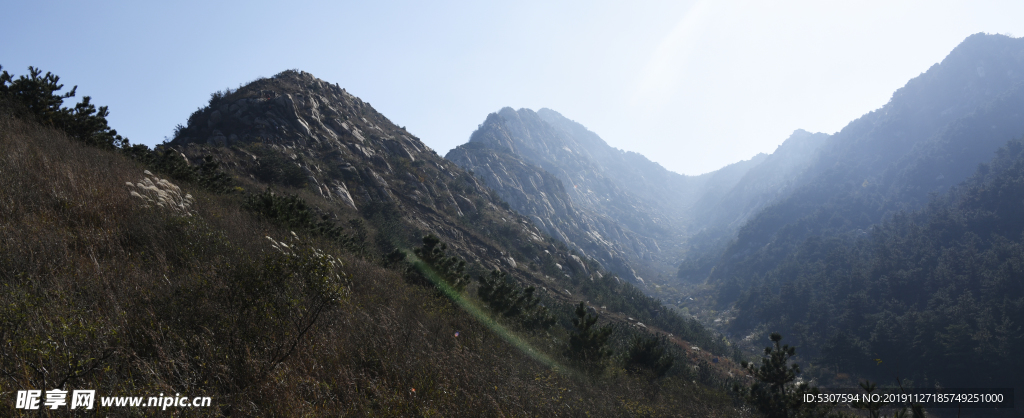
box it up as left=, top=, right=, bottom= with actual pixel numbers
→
left=623, top=334, right=674, bottom=378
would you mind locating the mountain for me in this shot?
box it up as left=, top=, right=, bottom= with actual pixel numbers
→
left=165, top=69, right=747, bottom=378
left=446, top=109, right=677, bottom=284
left=675, top=33, right=1024, bottom=415
left=448, top=107, right=828, bottom=291
left=704, top=33, right=1024, bottom=293
left=2, top=66, right=749, bottom=415
left=694, top=129, right=828, bottom=230
left=169, top=71, right=554, bottom=272
left=728, top=134, right=1024, bottom=404
left=446, top=108, right=751, bottom=282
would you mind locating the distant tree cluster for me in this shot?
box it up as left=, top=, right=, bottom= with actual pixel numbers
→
left=1, top=64, right=236, bottom=193
left=477, top=268, right=554, bottom=329
left=565, top=302, right=613, bottom=364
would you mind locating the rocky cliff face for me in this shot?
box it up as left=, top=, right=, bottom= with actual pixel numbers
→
left=533, top=108, right=704, bottom=219
left=447, top=140, right=653, bottom=283
left=447, top=109, right=698, bottom=284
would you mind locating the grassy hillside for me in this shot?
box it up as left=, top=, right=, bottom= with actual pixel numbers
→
left=0, top=70, right=747, bottom=416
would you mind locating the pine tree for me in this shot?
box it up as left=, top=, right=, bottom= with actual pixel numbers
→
left=413, top=234, right=469, bottom=292
left=0, top=65, right=74, bottom=122
left=566, top=302, right=612, bottom=365
left=0, top=65, right=127, bottom=149
left=735, top=333, right=826, bottom=418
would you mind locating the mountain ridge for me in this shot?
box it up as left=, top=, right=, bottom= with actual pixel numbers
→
left=705, top=33, right=1024, bottom=289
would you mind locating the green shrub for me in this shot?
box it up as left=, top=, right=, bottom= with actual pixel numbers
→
left=622, top=334, right=674, bottom=378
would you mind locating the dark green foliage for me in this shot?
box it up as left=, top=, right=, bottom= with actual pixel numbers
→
left=413, top=234, right=469, bottom=293
left=245, top=189, right=317, bottom=229
left=566, top=302, right=613, bottom=364
left=735, top=333, right=823, bottom=418
left=705, top=36, right=1024, bottom=303
left=0, top=65, right=73, bottom=121
left=622, top=334, right=674, bottom=378
left=477, top=269, right=555, bottom=330
left=1, top=64, right=236, bottom=193
left=574, top=270, right=735, bottom=360
left=0, top=65, right=127, bottom=149
left=818, top=331, right=867, bottom=375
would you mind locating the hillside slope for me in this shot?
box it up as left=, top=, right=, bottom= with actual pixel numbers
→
left=0, top=68, right=747, bottom=415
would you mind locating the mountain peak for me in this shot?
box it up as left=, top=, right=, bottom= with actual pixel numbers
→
left=169, top=69, right=410, bottom=154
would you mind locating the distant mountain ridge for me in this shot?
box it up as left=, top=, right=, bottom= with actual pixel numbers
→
left=707, top=36, right=1024, bottom=401
left=169, top=70, right=569, bottom=280
left=447, top=107, right=825, bottom=288
left=447, top=112, right=659, bottom=283
left=449, top=108, right=696, bottom=284
left=706, top=32, right=1024, bottom=289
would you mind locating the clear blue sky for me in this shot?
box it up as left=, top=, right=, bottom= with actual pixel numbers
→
left=3, top=1, right=1023, bottom=175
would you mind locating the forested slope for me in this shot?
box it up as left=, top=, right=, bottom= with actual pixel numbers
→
left=730, top=135, right=1024, bottom=402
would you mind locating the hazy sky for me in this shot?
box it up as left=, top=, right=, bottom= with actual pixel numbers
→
left=3, top=1, right=1024, bottom=175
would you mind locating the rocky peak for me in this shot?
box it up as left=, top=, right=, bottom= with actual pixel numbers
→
left=171, top=70, right=424, bottom=161
left=169, top=70, right=442, bottom=210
